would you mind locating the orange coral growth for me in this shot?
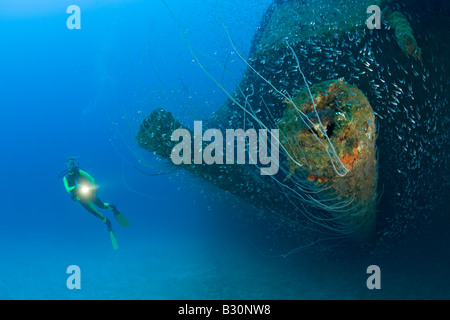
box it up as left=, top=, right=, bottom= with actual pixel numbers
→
left=404, top=39, right=422, bottom=60
left=307, top=173, right=328, bottom=183
left=340, top=148, right=360, bottom=169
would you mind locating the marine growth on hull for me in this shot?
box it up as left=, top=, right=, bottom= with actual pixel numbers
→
left=278, top=79, right=377, bottom=241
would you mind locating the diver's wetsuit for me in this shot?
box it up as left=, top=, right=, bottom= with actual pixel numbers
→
left=63, top=169, right=110, bottom=222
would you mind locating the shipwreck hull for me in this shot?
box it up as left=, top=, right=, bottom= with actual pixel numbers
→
left=136, top=0, right=449, bottom=244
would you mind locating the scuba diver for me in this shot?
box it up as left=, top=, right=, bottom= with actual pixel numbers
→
left=61, top=156, right=129, bottom=250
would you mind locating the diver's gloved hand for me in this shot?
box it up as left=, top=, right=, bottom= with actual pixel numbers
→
left=71, top=190, right=80, bottom=201
left=70, top=184, right=81, bottom=201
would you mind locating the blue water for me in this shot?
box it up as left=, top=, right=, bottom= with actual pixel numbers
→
left=1, top=0, right=449, bottom=300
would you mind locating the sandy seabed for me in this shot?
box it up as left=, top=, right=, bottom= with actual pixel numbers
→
left=1, top=221, right=449, bottom=300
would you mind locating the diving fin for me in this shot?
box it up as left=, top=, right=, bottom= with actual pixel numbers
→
left=109, top=230, right=119, bottom=250
left=108, top=204, right=130, bottom=227
left=112, top=208, right=130, bottom=227
left=115, top=213, right=130, bottom=227
left=105, top=218, right=119, bottom=250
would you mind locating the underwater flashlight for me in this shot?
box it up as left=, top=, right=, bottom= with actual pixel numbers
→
left=76, top=184, right=93, bottom=199
left=74, top=183, right=97, bottom=200
left=80, top=185, right=90, bottom=194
